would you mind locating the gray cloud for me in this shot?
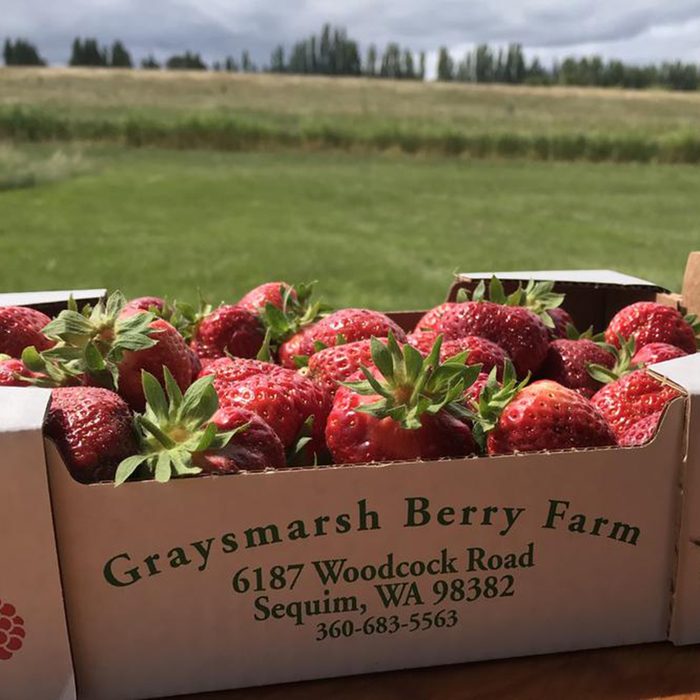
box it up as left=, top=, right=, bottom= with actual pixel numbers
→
left=3, top=0, right=700, bottom=69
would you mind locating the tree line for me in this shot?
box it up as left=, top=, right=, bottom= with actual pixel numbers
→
left=436, top=43, right=700, bottom=91
left=4, top=28, right=700, bottom=91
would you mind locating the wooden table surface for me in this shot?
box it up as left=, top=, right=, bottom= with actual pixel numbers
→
left=175, top=642, right=700, bottom=700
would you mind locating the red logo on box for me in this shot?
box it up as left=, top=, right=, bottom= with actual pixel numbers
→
left=0, top=599, right=25, bottom=661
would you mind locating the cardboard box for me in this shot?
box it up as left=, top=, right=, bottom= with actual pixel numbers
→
left=1, top=262, right=699, bottom=700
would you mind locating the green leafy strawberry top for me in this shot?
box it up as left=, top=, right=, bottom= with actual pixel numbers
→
left=257, top=282, right=332, bottom=361
left=115, top=368, right=243, bottom=486
left=458, top=276, right=566, bottom=329
left=587, top=335, right=640, bottom=384
left=22, top=291, right=156, bottom=389
left=466, top=361, right=528, bottom=452
left=343, top=333, right=482, bottom=430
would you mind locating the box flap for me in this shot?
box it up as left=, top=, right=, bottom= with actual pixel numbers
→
left=681, top=252, right=700, bottom=314
left=456, top=270, right=665, bottom=290
left=0, top=289, right=106, bottom=307
left=652, top=354, right=700, bottom=645
left=0, top=387, right=76, bottom=699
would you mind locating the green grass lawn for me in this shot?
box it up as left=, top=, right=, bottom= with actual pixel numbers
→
left=0, top=145, right=696, bottom=309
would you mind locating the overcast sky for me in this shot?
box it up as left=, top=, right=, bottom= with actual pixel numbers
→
left=4, top=0, right=700, bottom=75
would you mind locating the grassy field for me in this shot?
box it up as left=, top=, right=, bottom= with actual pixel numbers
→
left=3, top=69, right=700, bottom=162
left=0, top=144, right=696, bottom=308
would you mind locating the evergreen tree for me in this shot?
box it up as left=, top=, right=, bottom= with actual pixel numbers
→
left=69, top=38, right=83, bottom=66
left=437, top=47, right=454, bottom=81
left=69, top=38, right=108, bottom=67
left=165, top=51, right=206, bottom=70
left=365, top=44, right=377, bottom=77
left=418, top=51, right=426, bottom=80
left=224, top=56, right=239, bottom=72
left=380, top=43, right=403, bottom=78
left=140, top=54, right=160, bottom=69
left=3, top=38, right=46, bottom=66
left=402, top=50, right=415, bottom=79
left=241, top=50, right=255, bottom=72
left=110, top=40, right=132, bottom=68
left=270, top=45, right=285, bottom=72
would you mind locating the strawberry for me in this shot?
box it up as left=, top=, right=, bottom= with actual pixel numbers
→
left=463, top=372, right=490, bottom=405
left=239, top=282, right=330, bottom=363
left=24, top=291, right=191, bottom=411
left=0, top=356, right=38, bottom=386
left=122, top=296, right=166, bottom=314
left=325, top=335, right=479, bottom=465
left=632, top=342, right=688, bottom=366
left=218, top=368, right=331, bottom=461
left=498, top=278, right=569, bottom=337
left=473, top=369, right=616, bottom=455
left=0, top=306, right=54, bottom=358
left=114, top=318, right=192, bottom=411
left=191, top=305, right=265, bottom=361
left=115, top=370, right=284, bottom=484
left=591, top=369, right=681, bottom=440
left=307, top=339, right=377, bottom=397
left=409, top=333, right=509, bottom=378
left=194, top=406, right=285, bottom=474
left=605, top=301, right=697, bottom=354
left=618, top=411, right=663, bottom=447
left=44, top=387, right=138, bottom=483
left=238, top=282, right=297, bottom=314
left=279, top=308, right=407, bottom=368
left=547, top=307, right=574, bottom=339
left=538, top=338, right=614, bottom=398
left=416, top=301, right=548, bottom=377
left=198, top=356, right=286, bottom=393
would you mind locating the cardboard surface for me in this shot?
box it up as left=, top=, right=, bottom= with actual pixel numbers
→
left=457, top=270, right=664, bottom=288
left=0, top=388, right=76, bottom=700
left=46, top=399, right=685, bottom=699
left=654, top=354, right=700, bottom=645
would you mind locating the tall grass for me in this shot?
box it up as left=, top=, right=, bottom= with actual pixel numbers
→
left=0, top=142, right=88, bottom=191
left=2, top=106, right=700, bottom=164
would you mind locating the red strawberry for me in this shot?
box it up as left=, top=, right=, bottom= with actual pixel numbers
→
left=122, top=296, right=166, bottom=314
left=191, top=305, right=265, bottom=361
left=238, top=282, right=296, bottom=314
left=325, top=335, right=479, bottom=465
left=482, top=379, right=616, bottom=455
left=115, top=370, right=280, bottom=484
left=538, top=339, right=614, bottom=398
left=198, top=356, right=286, bottom=393
left=442, top=336, right=509, bottom=371
left=0, top=357, right=38, bottom=386
left=116, top=318, right=192, bottom=411
left=31, top=292, right=191, bottom=411
left=414, top=334, right=510, bottom=378
left=591, top=369, right=681, bottom=440
left=279, top=309, right=407, bottom=368
left=194, top=406, right=285, bottom=473
left=606, top=302, right=696, bottom=354
left=187, top=347, right=202, bottom=382
left=218, top=369, right=331, bottom=459
left=618, top=411, right=663, bottom=447
left=44, top=387, right=138, bottom=483
left=464, top=372, right=490, bottom=405
left=632, top=342, right=687, bottom=366
left=415, top=301, right=548, bottom=377
left=0, top=306, right=54, bottom=358
left=307, top=339, right=378, bottom=397
left=547, top=307, right=574, bottom=339
left=278, top=324, right=316, bottom=367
